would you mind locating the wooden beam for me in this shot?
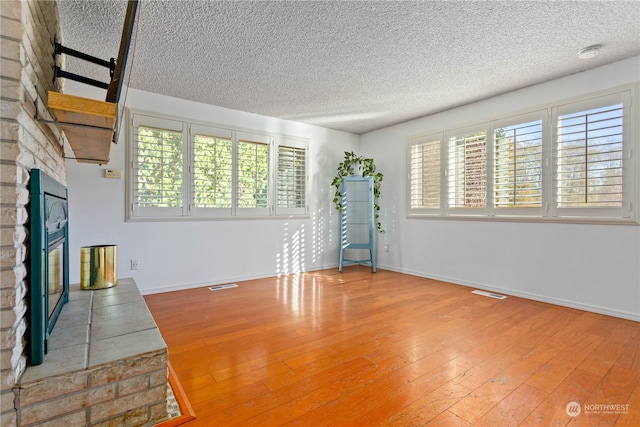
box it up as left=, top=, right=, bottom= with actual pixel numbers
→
left=47, top=91, right=116, bottom=164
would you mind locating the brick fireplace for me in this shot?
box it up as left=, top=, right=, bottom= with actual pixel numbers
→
left=1, top=2, right=168, bottom=425
left=1, top=2, right=66, bottom=424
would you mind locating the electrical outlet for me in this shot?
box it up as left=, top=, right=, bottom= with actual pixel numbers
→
left=130, top=259, right=140, bottom=270
left=384, top=243, right=390, bottom=253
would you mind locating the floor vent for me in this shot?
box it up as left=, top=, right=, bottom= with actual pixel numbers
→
left=472, top=290, right=507, bottom=299
left=208, top=284, right=238, bottom=291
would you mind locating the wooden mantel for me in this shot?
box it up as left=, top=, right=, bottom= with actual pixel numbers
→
left=47, top=91, right=117, bottom=164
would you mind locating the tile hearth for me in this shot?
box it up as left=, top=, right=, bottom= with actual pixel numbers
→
left=15, top=278, right=169, bottom=426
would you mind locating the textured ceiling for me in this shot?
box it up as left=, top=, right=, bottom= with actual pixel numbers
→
left=57, top=0, right=640, bottom=134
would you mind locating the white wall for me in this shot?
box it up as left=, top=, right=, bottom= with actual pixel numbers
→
left=65, top=84, right=359, bottom=293
left=66, top=57, right=639, bottom=320
left=363, top=56, right=640, bottom=321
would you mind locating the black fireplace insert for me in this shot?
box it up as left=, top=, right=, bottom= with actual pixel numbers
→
left=29, top=169, right=69, bottom=365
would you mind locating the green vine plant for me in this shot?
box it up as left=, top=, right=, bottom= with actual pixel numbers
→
left=331, top=151, right=385, bottom=233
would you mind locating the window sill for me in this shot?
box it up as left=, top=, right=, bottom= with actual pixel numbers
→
left=126, top=214, right=311, bottom=223
left=406, top=214, right=639, bottom=226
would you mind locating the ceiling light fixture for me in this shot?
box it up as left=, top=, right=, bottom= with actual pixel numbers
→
left=578, top=45, right=602, bottom=59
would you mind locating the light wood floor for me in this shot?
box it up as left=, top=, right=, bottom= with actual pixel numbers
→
left=144, top=267, right=639, bottom=426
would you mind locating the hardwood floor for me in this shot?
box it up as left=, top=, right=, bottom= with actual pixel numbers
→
left=144, top=267, right=639, bottom=426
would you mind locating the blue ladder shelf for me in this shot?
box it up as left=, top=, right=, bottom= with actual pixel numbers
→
left=339, top=176, right=376, bottom=273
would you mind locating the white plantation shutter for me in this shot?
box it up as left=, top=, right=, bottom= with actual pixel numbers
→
left=553, top=91, right=630, bottom=219
left=276, top=137, right=307, bottom=215
left=131, top=114, right=186, bottom=217
left=128, top=110, right=310, bottom=220
left=191, top=124, right=233, bottom=216
left=446, top=126, right=487, bottom=214
left=236, top=131, right=271, bottom=216
left=408, top=134, right=441, bottom=214
left=493, top=112, right=544, bottom=216
left=406, top=87, right=636, bottom=224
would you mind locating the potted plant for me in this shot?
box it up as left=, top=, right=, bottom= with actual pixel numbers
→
left=331, top=151, right=384, bottom=233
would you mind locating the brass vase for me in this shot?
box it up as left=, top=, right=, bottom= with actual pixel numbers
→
left=80, top=245, right=117, bottom=290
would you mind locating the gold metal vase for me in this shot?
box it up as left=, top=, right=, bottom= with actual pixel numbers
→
left=80, top=245, right=117, bottom=290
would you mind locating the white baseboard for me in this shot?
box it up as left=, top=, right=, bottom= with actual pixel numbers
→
left=376, top=263, right=640, bottom=322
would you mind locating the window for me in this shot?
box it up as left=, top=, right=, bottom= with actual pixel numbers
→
left=446, top=127, right=487, bottom=213
left=407, top=87, right=636, bottom=223
left=408, top=134, right=441, bottom=214
left=129, top=112, right=308, bottom=220
left=237, top=132, right=271, bottom=216
left=276, top=138, right=307, bottom=215
left=191, top=124, right=233, bottom=216
left=132, top=115, right=186, bottom=218
left=493, top=112, right=545, bottom=216
left=552, top=92, right=630, bottom=219
left=136, top=126, right=184, bottom=208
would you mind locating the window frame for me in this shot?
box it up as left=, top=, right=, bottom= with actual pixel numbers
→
left=275, top=136, right=309, bottom=216
left=407, top=133, right=443, bottom=215
left=406, top=85, right=638, bottom=225
left=492, top=110, right=547, bottom=218
left=235, top=131, right=272, bottom=217
left=189, top=123, right=234, bottom=218
left=131, top=113, right=188, bottom=219
left=127, top=109, right=310, bottom=221
left=444, top=123, right=490, bottom=216
left=550, top=91, right=632, bottom=220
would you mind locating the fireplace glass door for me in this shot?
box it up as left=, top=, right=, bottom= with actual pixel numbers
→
left=29, top=169, right=69, bottom=365
left=47, top=238, right=65, bottom=320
